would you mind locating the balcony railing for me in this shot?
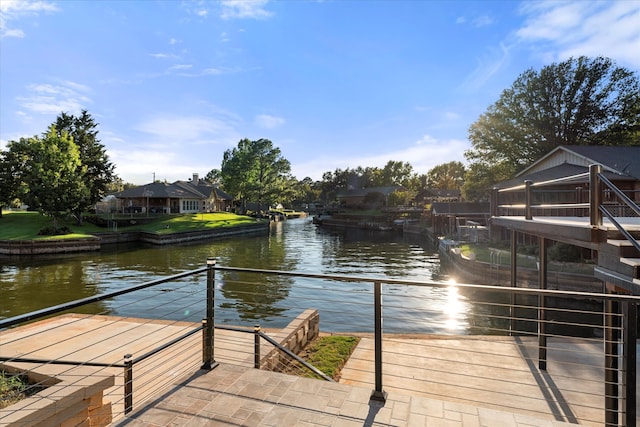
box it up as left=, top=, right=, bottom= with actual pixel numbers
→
left=493, top=164, right=640, bottom=252
left=1, top=261, right=638, bottom=426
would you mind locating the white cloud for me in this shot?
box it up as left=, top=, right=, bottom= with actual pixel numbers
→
left=255, top=114, right=285, bottom=129
left=134, top=114, right=240, bottom=145
left=0, top=0, right=58, bottom=38
left=459, top=42, right=512, bottom=92
left=220, top=0, right=273, bottom=20
left=17, top=80, right=92, bottom=115
left=516, top=0, right=640, bottom=69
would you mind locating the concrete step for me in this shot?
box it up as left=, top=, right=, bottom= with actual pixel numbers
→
left=600, top=239, right=640, bottom=258
left=597, top=252, right=640, bottom=279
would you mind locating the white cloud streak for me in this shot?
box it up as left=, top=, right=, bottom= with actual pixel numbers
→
left=17, top=80, right=92, bottom=115
left=517, top=0, right=640, bottom=69
left=0, top=0, right=58, bottom=38
left=220, top=0, right=273, bottom=20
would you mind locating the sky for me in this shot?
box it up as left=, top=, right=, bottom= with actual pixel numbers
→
left=1, top=1, right=639, bottom=185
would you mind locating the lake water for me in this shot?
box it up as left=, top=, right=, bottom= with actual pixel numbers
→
left=1, top=218, right=500, bottom=333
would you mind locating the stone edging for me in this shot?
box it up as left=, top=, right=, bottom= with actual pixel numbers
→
left=0, top=222, right=269, bottom=255
left=0, top=363, right=114, bottom=427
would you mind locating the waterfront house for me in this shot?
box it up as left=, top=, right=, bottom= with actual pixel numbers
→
left=113, top=174, right=233, bottom=214
left=493, top=145, right=640, bottom=212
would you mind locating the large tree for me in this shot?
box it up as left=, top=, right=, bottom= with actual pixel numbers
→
left=220, top=138, right=292, bottom=213
left=53, top=110, right=115, bottom=222
left=464, top=56, right=640, bottom=200
left=5, top=127, right=88, bottom=230
left=426, top=161, right=466, bottom=190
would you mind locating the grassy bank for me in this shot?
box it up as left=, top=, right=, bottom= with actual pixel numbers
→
left=0, top=210, right=262, bottom=241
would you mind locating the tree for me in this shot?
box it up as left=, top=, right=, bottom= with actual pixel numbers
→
left=220, top=139, right=292, bottom=213
left=53, top=110, right=115, bottom=222
left=464, top=56, right=640, bottom=199
left=426, top=161, right=466, bottom=190
left=5, top=127, right=88, bottom=230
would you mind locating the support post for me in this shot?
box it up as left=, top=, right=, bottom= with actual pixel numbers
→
left=605, top=297, right=621, bottom=426
left=370, top=281, right=387, bottom=402
left=525, top=180, right=533, bottom=220
left=202, top=257, right=218, bottom=370
left=623, top=301, right=637, bottom=427
left=590, top=164, right=602, bottom=227
left=254, top=324, right=261, bottom=369
left=510, top=231, right=517, bottom=335
left=124, top=354, right=133, bottom=414
left=538, top=238, right=548, bottom=371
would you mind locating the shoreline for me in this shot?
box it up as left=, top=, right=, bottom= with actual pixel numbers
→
left=0, top=222, right=269, bottom=256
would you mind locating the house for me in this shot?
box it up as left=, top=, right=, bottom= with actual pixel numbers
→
left=490, top=145, right=640, bottom=243
left=493, top=145, right=640, bottom=212
left=336, top=186, right=404, bottom=208
left=113, top=174, right=233, bottom=214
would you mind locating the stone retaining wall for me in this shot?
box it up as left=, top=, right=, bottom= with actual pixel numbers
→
left=0, top=223, right=269, bottom=255
left=261, top=309, right=319, bottom=371
left=0, top=364, right=114, bottom=427
left=0, top=238, right=101, bottom=255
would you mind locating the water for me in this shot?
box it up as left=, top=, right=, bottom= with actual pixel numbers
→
left=1, top=218, right=485, bottom=333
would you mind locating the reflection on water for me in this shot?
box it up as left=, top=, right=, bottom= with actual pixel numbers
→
left=1, top=218, right=496, bottom=333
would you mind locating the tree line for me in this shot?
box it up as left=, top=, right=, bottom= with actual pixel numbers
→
left=1, top=56, right=638, bottom=226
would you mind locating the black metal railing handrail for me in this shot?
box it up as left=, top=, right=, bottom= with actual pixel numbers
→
left=211, top=264, right=640, bottom=303
left=0, top=267, right=207, bottom=330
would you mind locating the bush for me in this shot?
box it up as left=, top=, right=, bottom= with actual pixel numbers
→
left=38, top=226, right=72, bottom=236
left=549, top=243, right=582, bottom=262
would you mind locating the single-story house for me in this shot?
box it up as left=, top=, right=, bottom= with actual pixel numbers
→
left=113, top=174, right=233, bottom=214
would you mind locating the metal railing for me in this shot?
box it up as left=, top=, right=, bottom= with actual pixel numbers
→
left=493, top=164, right=640, bottom=251
left=1, top=262, right=639, bottom=426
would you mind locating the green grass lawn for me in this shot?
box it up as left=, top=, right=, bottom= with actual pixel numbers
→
left=0, top=210, right=263, bottom=240
left=286, top=335, right=360, bottom=381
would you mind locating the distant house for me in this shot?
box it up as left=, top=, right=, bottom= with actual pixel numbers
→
left=336, top=186, right=403, bottom=208
left=113, top=174, right=233, bottom=214
left=414, top=188, right=461, bottom=205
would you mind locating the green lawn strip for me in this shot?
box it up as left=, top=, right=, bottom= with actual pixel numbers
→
left=0, top=210, right=263, bottom=240
left=289, top=335, right=360, bottom=381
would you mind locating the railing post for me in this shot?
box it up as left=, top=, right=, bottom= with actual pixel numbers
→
left=491, top=187, right=499, bottom=217
left=124, top=353, right=133, bottom=414
left=510, top=231, right=517, bottom=335
left=623, top=301, right=637, bottom=426
left=254, top=324, right=261, bottom=369
left=525, top=180, right=533, bottom=220
left=202, top=257, right=218, bottom=370
left=370, top=281, right=387, bottom=402
left=605, top=297, right=621, bottom=426
left=538, top=238, right=547, bottom=371
left=590, top=164, right=603, bottom=227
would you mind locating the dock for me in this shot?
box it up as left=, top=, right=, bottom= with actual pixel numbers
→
left=2, top=314, right=632, bottom=426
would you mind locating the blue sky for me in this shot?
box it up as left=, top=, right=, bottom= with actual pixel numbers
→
left=1, top=0, right=639, bottom=185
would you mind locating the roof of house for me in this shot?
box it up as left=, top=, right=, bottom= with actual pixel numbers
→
left=431, top=202, right=490, bottom=215
left=495, top=163, right=635, bottom=190
left=114, top=179, right=232, bottom=200
left=517, top=145, right=640, bottom=179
